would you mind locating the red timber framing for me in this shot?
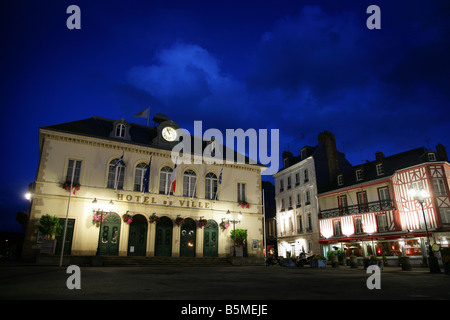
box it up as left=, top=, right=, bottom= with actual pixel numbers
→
left=318, top=162, right=450, bottom=243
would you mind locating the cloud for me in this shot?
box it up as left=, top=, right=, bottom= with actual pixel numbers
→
left=126, top=3, right=450, bottom=166
left=127, top=41, right=249, bottom=126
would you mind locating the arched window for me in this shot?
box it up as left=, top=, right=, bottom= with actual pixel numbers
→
left=205, top=172, right=218, bottom=200
left=159, top=166, right=173, bottom=195
left=107, top=158, right=125, bottom=190
left=134, top=162, right=148, bottom=192
left=115, top=123, right=125, bottom=138
left=183, top=169, right=197, bottom=198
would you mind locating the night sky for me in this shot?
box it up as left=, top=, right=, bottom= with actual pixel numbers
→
left=1, top=0, right=449, bottom=232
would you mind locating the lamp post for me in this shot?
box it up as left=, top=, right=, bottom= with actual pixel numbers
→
left=408, top=185, right=441, bottom=273
left=226, top=210, right=242, bottom=257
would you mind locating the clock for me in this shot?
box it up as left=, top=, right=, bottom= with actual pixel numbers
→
left=162, top=126, right=177, bottom=141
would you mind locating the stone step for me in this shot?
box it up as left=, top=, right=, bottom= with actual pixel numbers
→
left=101, top=256, right=232, bottom=267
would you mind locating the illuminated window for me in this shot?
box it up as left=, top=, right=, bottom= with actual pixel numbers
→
left=205, top=172, right=218, bottom=200
left=159, top=166, right=173, bottom=195
left=183, top=170, right=197, bottom=197
left=107, top=158, right=125, bottom=190
left=433, top=178, right=446, bottom=196
left=66, top=159, right=82, bottom=184
left=237, top=182, right=246, bottom=202
left=134, top=162, right=148, bottom=192
left=334, top=220, right=342, bottom=236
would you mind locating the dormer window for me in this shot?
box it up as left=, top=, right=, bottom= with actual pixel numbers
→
left=356, top=169, right=363, bottom=181
left=115, top=123, right=126, bottom=138
left=337, top=174, right=344, bottom=186
left=428, top=152, right=436, bottom=161
left=376, top=163, right=384, bottom=176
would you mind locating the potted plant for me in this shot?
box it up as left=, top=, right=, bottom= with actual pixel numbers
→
left=122, top=212, right=133, bottom=224
left=197, top=218, right=208, bottom=229
left=238, top=200, right=250, bottom=209
left=175, top=217, right=185, bottom=227
left=230, top=229, right=247, bottom=257
left=311, top=255, right=326, bottom=268
left=364, top=254, right=381, bottom=269
left=92, top=211, right=105, bottom=227
left=38, top=214, right=62, bottom=254
left=219, top=221, right=229, bottom=231
left=149, top=213, right=160, bottom=224
left=62, top=181, right=81, bottom=194
left=443, top=256, right=450, bottom=274
left=327, top=251, right=339, bottom=268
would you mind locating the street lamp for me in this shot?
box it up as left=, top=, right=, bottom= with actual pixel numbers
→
left=408, top=185, right=440, bottom=273
left=226, top=210, right=242, bottom=257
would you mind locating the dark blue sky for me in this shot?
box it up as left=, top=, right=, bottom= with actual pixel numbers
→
left=1, top=0, right=449, bottom=232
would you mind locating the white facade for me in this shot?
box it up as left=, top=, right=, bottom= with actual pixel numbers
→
left=23, top=117, right=265, bottom=260
left=273, top=156, right=320, bottom=258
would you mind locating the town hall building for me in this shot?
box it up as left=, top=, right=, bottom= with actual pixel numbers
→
left=22, top=114, right=266, bottom=261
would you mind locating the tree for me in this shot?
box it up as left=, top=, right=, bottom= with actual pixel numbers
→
left=230, top=229, right=247, bottom=246
left=38, top=215, right=62, bottom=239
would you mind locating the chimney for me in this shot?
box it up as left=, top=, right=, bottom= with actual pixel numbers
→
left=375, top=151, right=385, bottom=161
left=318, top=131, right=339, bottom=182
left=282, top=150, right=293, bottom=168
left=436, top=143, right=448, bottom=161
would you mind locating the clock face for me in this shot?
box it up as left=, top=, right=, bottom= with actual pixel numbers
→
left=162, top=126, right=177, bottom=141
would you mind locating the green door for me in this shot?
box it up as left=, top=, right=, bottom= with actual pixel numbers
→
left=155, top=216, right=172, bottom=257
left=98, top=212, right=121, bottom=256
left=56, top=218, right=75, bottom=255
left=128, top=214, right=147, bottom=256
left=180, top=218, right=196, bottom=257
left=203, top=220, right=218, bottom=257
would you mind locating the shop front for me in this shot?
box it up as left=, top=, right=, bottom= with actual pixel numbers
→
left=320, top=232, right=429, bottom=266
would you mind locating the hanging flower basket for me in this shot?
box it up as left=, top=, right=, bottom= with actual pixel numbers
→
left=62, top=181, right=81, bottom=194
left=149, top=213, right=160, bottom=224
left=197, top=219, right=209, bottom=228
left=175, top=217, right=185, bottom=227
left=93, top=211, right=105, bottom=227
left=219, top=221, right=230, bottom=231
left=238, top=200, right=249, bottom=209
left=122, top=213, right=133, bottom=224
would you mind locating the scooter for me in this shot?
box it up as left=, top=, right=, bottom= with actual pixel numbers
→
left=265, top=256, right=281, bottom=266
left=295, top=252, right=315, bottom=267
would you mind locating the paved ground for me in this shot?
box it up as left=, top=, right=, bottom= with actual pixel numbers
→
left=1, top=262, right=449, bottom=302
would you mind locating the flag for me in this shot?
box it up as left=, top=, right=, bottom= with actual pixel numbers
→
left=113, top=152, right=125, bottom=190
left=218, top=168, right=223, bottom=185
left=143, top=156, right=152, bottom=193
left=134, top=107, right=150, bottom=126
left=170, top=158, right=178, bottom=193
left=113, top=151, right=125, bottom=169
left=134, top=107, right=150, bottom=119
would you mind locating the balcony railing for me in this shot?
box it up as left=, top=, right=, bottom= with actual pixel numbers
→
left=319, top=200, right=395, bottom=219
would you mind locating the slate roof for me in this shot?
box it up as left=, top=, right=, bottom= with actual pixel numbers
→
left=321, top=147, right=446, bottom=193
left=40, top=116, right=265, bottom=167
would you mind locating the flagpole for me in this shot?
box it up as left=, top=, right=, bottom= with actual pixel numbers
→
left=59, top=165, right=75, bottom=267
left=191, top=177, right=198, bottom=199
left=214, top=168, right=223, bottom=201
left=262, top=189, right=267, bottom=258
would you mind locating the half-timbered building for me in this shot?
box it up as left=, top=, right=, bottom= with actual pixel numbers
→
left=318, top=145, right=450, bottom=265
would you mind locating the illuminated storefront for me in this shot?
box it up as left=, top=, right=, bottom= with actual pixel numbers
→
left=318, top=147, right=450, bottom=266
